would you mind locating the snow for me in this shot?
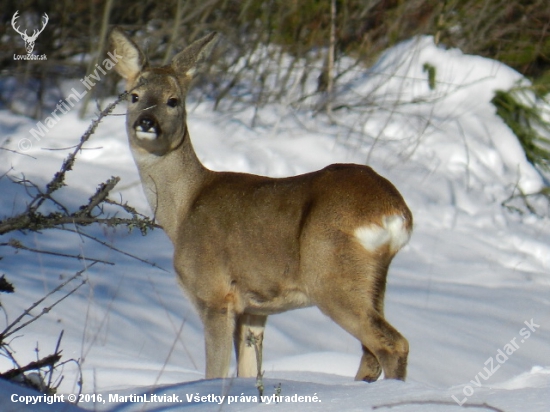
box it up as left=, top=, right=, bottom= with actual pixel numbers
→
left=1, top=36, right=549, bottom=411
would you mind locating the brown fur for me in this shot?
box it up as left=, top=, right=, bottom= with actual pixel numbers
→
left=110, top=27, right=413, bottom=381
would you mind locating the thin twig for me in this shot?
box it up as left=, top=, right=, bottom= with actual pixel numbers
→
left=47, top=330, right=64, bottom=389
left=0, top=147, right=37, bottom=159
left=246, top=329, right=264, bottom=401
left=1, top=239, right=114, bottom=266
left=58, top=227, right=168, bottom=272
left=0, top=265, right=92, bottom=342
left=3, top=278, right=86, bottom=342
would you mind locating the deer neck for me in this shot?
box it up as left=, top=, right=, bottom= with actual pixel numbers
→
left=130, top=130, right=210, bottom=243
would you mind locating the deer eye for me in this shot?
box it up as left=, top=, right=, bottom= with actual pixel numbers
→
left=167, top=98, right=178, bottom=108
left=130, top=93, right=139, bottom=103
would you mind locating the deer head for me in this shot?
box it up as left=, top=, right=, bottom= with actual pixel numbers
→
left=110, top=27, right=218, bottom=157
left=12, top=11, right=49, bottom=54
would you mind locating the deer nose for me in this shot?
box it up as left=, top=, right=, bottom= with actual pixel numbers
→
left=139, top=117, right=155, bottom=131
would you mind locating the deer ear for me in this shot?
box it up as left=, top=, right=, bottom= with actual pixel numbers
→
left=109, top=27, right=147, bottom=81
left=171, top=32, right=218, bottom=80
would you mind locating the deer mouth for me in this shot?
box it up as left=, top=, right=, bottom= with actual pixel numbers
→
left=134, top=117, right=160, bottom=141
left=135, top=128, right=158, bottom=140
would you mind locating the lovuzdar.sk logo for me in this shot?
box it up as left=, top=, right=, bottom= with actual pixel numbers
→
left=12, top=10, right=48, bottom=61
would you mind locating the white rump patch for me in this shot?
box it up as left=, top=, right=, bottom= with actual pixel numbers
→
left=135, top=130, right=157, bottom=140
left=355, top=215, right=411, bottom=253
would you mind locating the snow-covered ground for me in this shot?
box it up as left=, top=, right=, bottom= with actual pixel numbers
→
left=1, top=36, right=549, bottom=411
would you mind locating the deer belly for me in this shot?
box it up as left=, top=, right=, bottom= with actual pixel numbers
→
left=243, top=286, right=312, bottom=315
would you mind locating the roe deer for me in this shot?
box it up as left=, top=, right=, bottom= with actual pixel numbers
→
left=110, top=28, right=413, bottom=382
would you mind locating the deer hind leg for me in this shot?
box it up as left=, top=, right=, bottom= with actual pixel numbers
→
left=234, top=313, right=267, bottom=377
left=355, top=345, right=382, bottom=382
left=312, top=238, right=408, bottom=381
left=318, top=293, right=408, bottom=381
left=316, top=290, right=408, bottom=381
left=359, top=310, right=408, bottom=380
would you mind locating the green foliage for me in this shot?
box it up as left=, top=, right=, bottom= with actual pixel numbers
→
left=532, top=70, right=550, bottom=97
left=422, top=63, right=437, bottom=90
left=491, top=87, right=550, bottom=174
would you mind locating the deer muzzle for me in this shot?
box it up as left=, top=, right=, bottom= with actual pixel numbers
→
left=134, top=115, right=160, bottom=141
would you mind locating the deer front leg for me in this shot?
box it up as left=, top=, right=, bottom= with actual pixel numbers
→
left=202, top=307, right=236, bottom=379
left=234, top=314, right=267, bottom=377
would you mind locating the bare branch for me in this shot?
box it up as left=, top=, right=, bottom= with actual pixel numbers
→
left=76, top=177, right=120, bottom=217
left=1, top=353, right=61, bottom=381
left=0, top=266, right=91, bottom=343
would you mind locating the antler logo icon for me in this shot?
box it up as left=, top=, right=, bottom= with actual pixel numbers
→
left=12, top=11, right=49, bottom=54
